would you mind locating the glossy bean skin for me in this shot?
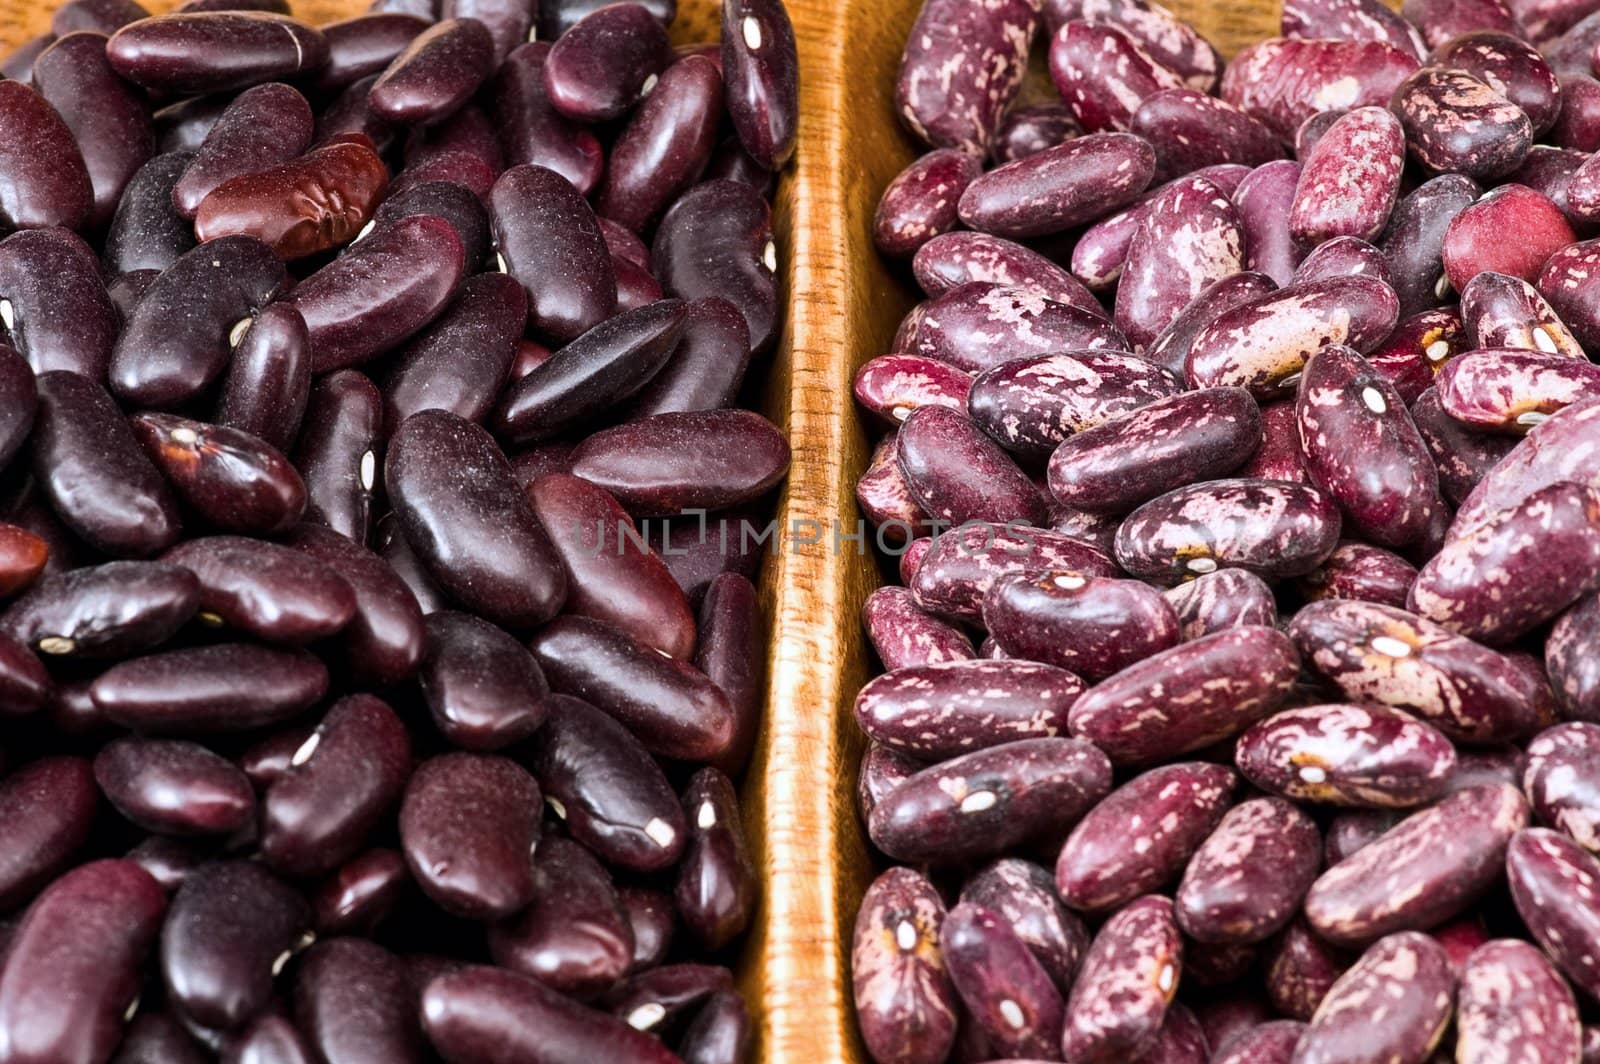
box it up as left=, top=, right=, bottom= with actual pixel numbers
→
left=1297, top=541, right=1417, bottom=608
left=219, top=1014, right=313, bottom=1064
left=960, top=859, right=1087, bottom=993
left=855, top=660, right=1085, bottom=762
left=940, top=903, right=1063, bottom=1059
left=314, top=13, right=430, bottom=91
left=1176, top=797, right=1320, bottom=945
left=1305, top=783, right=1528, bottom=947
left=1116, top=175, right=1245, bottom=349
left=596, top=55, right=723, bottom=233
left=1050, top=20, right=1185, bottom=135
left=1164, top=567, right=1278, bottom=639
left=173, top=83, right=312, bottom=220
left=195, top=142, right=390, bottom=261
left=91, top=643, right=329, bottom=734
left=32, top=372, right=181, bottom=558
left=851, top=867, right=958, bottom=1064
left=486, top=43, right=604, bottom=196
left=601, top=964, right=732, bottom=1037
left=991, top=102, right=1079, bottom=164
left=1069, top=625, right=1299, bottom=764
left=0, top=80, right=92, bottom=232
left=214, top=304, right=310, bottom=454
left=0, top=524, right=47, bottom=601
left=311, top=848, right=407, bottom=936
left=1061, top=895, right=1183, bottom=1064
left=381, top=274, right=523, bottom=431
left=1146, top=272, right=1279, bottom=380
left=869, top=738, right=1112, bottom=865
left=1114, top=478, right=1343, bottom=585
left=895, top=406, right=1044, bottom=527
left=1456, top=938, right=1582, bottom=1064
left=110, top=235, right=287, bottom=409
left=95, top=738, right=254, bottom=837
left=675, top=768, right=756, bottom=949
left=1507, top=826, right=1600, bottom=1005
left=260, top=694, right=412, bottom=878
left=422, top=966, right=679, bottom=1064
left=1047, top=387, right=1261, bottom=515
left=1291, top=599, right=1554, bottom=744
left=0, top=860, right=166, bottom=1064
left=1237, top=703, right=1458, bottom=808
left=368, top=19, right=492, bottom=126
left=1280, top=0, right=1425, bottom=56
left=0, top=228, right=118, bottom=382
left=164, top=536, right=354, bottom=644
left=1045, top=0, right=1220, bottom=89
left=289, top=215, right=465, bottom=373
left=103, top=152, right=195, bottom=274
left=1412, top=481, right=1600, bottom=643
left=1550, top=594, right=1600, bottom=722
left=872, top=150, right=981, bottom=259
left=490, top=164, right=616, bottom=345
left=370, top=179, right=488, bottom=272
left=387, top=410, right=566, bottom=628
left=910, top=523, right=1116, bottom=621
left=912, top=231, right=1095, bottom=309
left=1409, top=387, right=1516, bottom=507
left=1264, top=920, right=1350, bottom=1021
left=132, top=415, right=307, bottom=536
left=893, top=0, right=1037, bottom=154
left=159, top=860, right=310, bottom=1030
left=1449, top=395, right=1600, bottom=534
left=1292, top=235, right=1392, bottom=287
left=1234, top=160, right=1305, bottom=287
left=531, top=616, right=732, bottom=762
left=0, top=345, right=35, bottom=470
left=104, top=15, right=324, bottom=94
left=1435, top=29, right=1561, bottom=133
left=1, top=559, right=196, bottom=660
left=1132, top=89, right=1283, bottom=182
left=295, top=938, right=424, bottom=1064
left=0, top=757, right=96, bottom=910
left=399, top=753, right=540, bottom=920
left=617, top=887, right=674, bottom=974
left=967, top=349, right=1181, bottom=458
left=416, top=610, right=546, bottom=751
left=543, top=2, right=670, bottom=123
left=982, top=571, right=1177, bottom=680
left=1523, top=724, right=1600, bottom=852
left=527, top=695, right=686, bottom=872
left=1186, top=276, right=1400, bottom=398
left=291, top=371, right=382, bottom=543
left=487, top=836, right=632, bottom=996
left=0, top=630, right=49, bottom=716
left=1289, top=107, right=1405, bottom=247
left=1221, top=37, right=1420, bottom=143
left=1292, top=932, right=1452, bottom=1064
left=957, top=133, right=1157, bottom=239
left=1392, top=67, right=1533, bottom=183
left=693, top=573, right=764, bottom=777
left=115, top=1012, right=210, bottom=1064
left=853, top=354, right=972, bottom=425
left=1461, top=271, right=1586, bottom=359
left=721, top=0, right=798, bottom=170
left=1055, top=762, right=1237, bottom=913
left=863, top=586, right=974, bottom=672
left=653, top=179, right=778, bottom=353
left=628, top=297, right=753, bottom=418
left=1438, top=348, right=1600, bottom=433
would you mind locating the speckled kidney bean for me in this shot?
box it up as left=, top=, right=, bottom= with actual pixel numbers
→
left=1438, top=349, right=1600, bottom=434
left=990, top=102, right=1079, bottom=165
left=1409, top=387, right=1515, bottom=507
left=982, top=571, right=1178, bottom=679
left=1291, top=932, right=1452, bottom=1064
left=1054, top=761, right=1236, bottom=912
left=1146, top=273, right=1279, bottom=380
left=853, top=355, right=973, bottom=426
left=1461, top=271, right=1584, bottom=360
left=1045, top=0, right=1219, bottom=89
left=1549, top=594, right=1600, bottom=722
left=899, top=285, right=1124, bottom=376
left=1070, top=197, right=1148, bottom=291
left=1232, top=160, right=1305, bottom=286
left=1114, top=478, right=1343, bottom=584
left=957, top=133, right=1156, bottom=240
left=851, top=867, right=959, bottom=1064
left=1264, top=919, right=1351, bottom=1021
left=1163, top=568, right=1277, bottom=639
left=893, top=0, right=1038, bottom=154
left=855, top=659, right=1084, bottom=761
left=1289, top=107, right=1405, bottom=248
left=1060, top=895, right=1183, bottom=1063
left=911, top=231, right=1095, bottom=309
left=1289, top=599, right=1554, bottom=743
left=961, top=859, right=1087, bottom=991
left=858, top=433, right=933, bottom=543
left=1452, top=395, right=1600, bottom=535
left=1237, top=702, right=1458, bottom=808
left=1185, top=276, right=1400, bottom=398
left=1176, top=797, right=1320, bottom=946
left=873, top=150, right=980, bottom=260
left=939, top=903, right=1063, bottom=1059
left=1115, top=175, right=1245, bottom=349
left=1049, top=19, right=1184, bottom=134
left=1304, top=783, right=1527, bottom=947
left=1507, top=827, right=1600, bottom=1000
left=1132, top=89, right=1283, bottom=182
left=967, top=350, right=1180, bottom=459
left=1297, top=540, right=1417, bottom=608
left=652, top=180, right=778, bottom=353
left=1439, top=30, right=1562, bottom=133
left=1405, top=0, right=1519, bottom=47
left=1211, top=1020, right=1305, bottom=1064
left=895, top=406, right=1044, bottom=527
left=1455, top=938, right=1582, bottom=1063
left=1450, top=184, right=1576, bottom=294
left=909, top=522, right=1117, bottom=620
left=1291, top=236, right=1393, bottom=287
left=1380, top=173, right=1480, bottom=316
left=863, top=586, right=974, bottom=671
left=1221, top=38, right=1420, bottom=143
left=1513, top=144, right=1589, bottom=224
left=1523, top=723, right=1600, bottom=852
left=1392, top=67, right=1533, bottom=182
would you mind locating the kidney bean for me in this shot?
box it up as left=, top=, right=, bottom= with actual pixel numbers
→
left=1520, top=724, right=1600, bottom=853
left=720, top=0, right=798, bottom=170
left=872, top=151, right=980, bottom=260
left=95, top=737, right=254, bottom=838
left=290, top=371, right=382, bottom=544
left=624, top=296, right=750, bottom=419
left=380, top=278, right=523, bottom=432
left=938, top=903, right=1063, bottom=1059
left=493, top=167, right=618, bottom=347
left=153, top=95, right=228, bottom=154
left=172, top=84, right=312, bottom=220
left=114, top=1012, right=211, bottom=1064
left=163, top=536, right=354, bottom=645
left=211, top=307, right=311, bottom=455
left=131, top=415, right=306, bottom=536
left=1238, top=702, right=1458, bottom=809
left=1461, top=272, right=1582, bottom=361
left=399, top=752, right=539, bottom=920
left=903, top=289, right=1123, bottom=381
left=1455, top=398, right=1600, bottom=537
left=312, top=12, right=430, bottom=92
left=1114, top=176, right=1245, bottom=349
left=956, top=134, right=1155, bottom=240
left=1049, top=19, right=1184, bottom=135
left=1046, top=0, right=1219, bottom=88
left=1288, top=107, right=1405, bottom=248
left=857, top=743, right=921, bottom=824
left=1292, top=236, right=1393, bottom=288
left=52, top=0, right=145, bottom=34
left=1455, top=938, right=1582, bottom=1063
left=0, top=525, right=47, bottom=601
left=107, top=13, right=328, bottom=94
left=411, top=613, right=544, bottom=753
left=909, top=237, right=1087, bottom=315
left=958, top=861, right=1086, bottom=995
left=858, top=434, right=932, bottom=543
left=853, top=355, right=972, bottom=428
left=542, top=2, right=671, bottom=123
left=0, top=631, right=49, bottom=715
left=983, top=571, right=1176, bottom=680
left=196, top=142, right=389, bottom=262
left=910, top=523, right=1116, bottom=621
left=311, top=848, right=407, bottom=936
left=1, top=559, right=196, bottom=661
left=1505, top=826, right=1600, bottom=1010
left=968, top=351, right=1179, bottom=459
left=0, top=757, right=95, bottom=910
left=1297, top=540, right=1416, bottom=608
left=1222, top=38, right=1420, bottom=143
left=1070, top=197, right=1149, bottom=292
left=1293, top=109, right=1346, bottom=163
left=1409, top=388, right=1513, bottom=507
left=1549, top=593, right=1600, bottom=722
left=375, top=513, right=449, bottom=615
left=0, top=79, right=92, bottom=233
left=1292, top=932, right=1452, bottom=1064
left=893, top=406, right=1044, bottom=528
left=1143, top=278, right=1275, bottom=383
left=989, top=103, right=1075, bottom=165
left=1514, top=150, right=1590, bottom=236
left=1392, top=67, right=1533, bottom=184
left=613, top=888, right=673, bottom=975
left=1262, top=919, right=1351, bottom=1021
left=1208, top=1020, right=1303, bottom=1064
left=1059, top=895, right=1182, bottom=1062
left=892, top=0, right=1036, bottom=153
left=595, top=59, right=723, bottom=234
left=653, top=180, right=777, bottom=354
left=694, top=576, right=764, bottom=777
left=1438, top=349, right=1600, bottom=435
left=486, top=43, right=604, bottom=195
left=0, top=348, right=33, bottom=474
left=92, top=643, right=328, bottom=735
left=865, top=586, right=974, bottom=673
left=1442, top=30, right=1562, bottom=131
left=1282, top=0, right=1426, bottom=53
left=1231, top=160, right=1305, bottom=287
left=0, top=232, right=107, bottom=391
left=602, top=964, right=732, bottom=1037
left=218, top=1013, right=314, bottom=1064
left=1176, top=797, right=1320, bottom=949
left=364, top=18, right=490, bottom=126
left=1160, top=568, right=1274, bottom=640
left=678, top=990, right=749, bottom=1064
left=31, top=33, right=148, bottom=233
left=314, top=76, right=397, bottom=156
left=1131, top=89, right=1282, bottom=185
left=1448, top=185, right=1576, bottom=298
left=1405, top=0, right=1519, bottom=46
left=296, top=938, right=423, bottom=1064
left=674, top=768, right=755, bottom=949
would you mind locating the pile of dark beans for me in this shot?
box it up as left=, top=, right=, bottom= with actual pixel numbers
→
left=0, top=0, right=797, bottom=1059
left=853, top=0, right=1600, bottom=1060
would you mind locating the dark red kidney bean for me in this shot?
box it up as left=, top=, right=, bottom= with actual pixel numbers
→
left=1509, top=827, right=1600, bottom=1002
left=95, top=737, right=254, bottom=836
left=692, top=572, right=763, bottom=776
left=1055, top=762, right=1238, bottom=913
left=423, top=965, right=679, bottom=1064
left=106, top=13, right=329, bottom=94
left=32, top=371, right=180, bottom=558
left=1523, top=723, right=1600, bottom=847
left=1452, top=184, right=1576, bottom=295
left=105, top=268, right=158, bottom=324
left=368, top=18, right=491, bottom=125
left=1070, top=625, right=1298, bottom=764
left=895, top=405, right=1044, bottom=527
left=856, top=659, right=1084, bottom=760
left=314, top=74, right=397, bottom=156
left=1163, top=567, right=1277, bottom=639
left=544, top=4, right=672, bottom=122
left=288, top=214, right=465, bottom=373
left=0, top=80, right=92, bottom=233
left=958, top=133, right=1156, bottom=239
left=653, top=179, right=778, bottom=353
left=629, top=297, right=752, bottom=418
left=0, top=33, right=53, bottom=81
left=0, top=757, right=95, bottom=910
left=370, top=180, right=488, bottom=272
left=114, top=1012, right=210, bottom=1064
left=851, top=867, right=959, bottom=1064
left=1447, top=383, right=1600, bottom=532
left=619, top=886, right=674, bottom=973
left=611, top=252, right=663, bottom=313
left=1281, top=0, right=1426, bottom=57
left=290, top=371, right=381, bottom=544
left=1232, top=160, right=1304, bottom=287
left=1293, top=932, right=1452, bottom=1064
left=602, top=964, right=732, bottom=1036
left=1176, top=798, right=1319, bottom=946
left=598, top=216, right=650, bottom=270
left=1049, top=19, right=1184, bottom=134
left=1550, top=594, right=1600, bottom=723
left=399, top=752, right=540, bottom=920
left=1221, top=37, right=1420, bottom=142
left=678, top=991, right=749, bottom=1064
left=721, top=0, right=798, bottom=170
left=961, top=859, right=1087, bottom=992
left=0, top=523, right=48, bottom=600
left=313, top=13, right=430, bottom=91
left=939, top=903, right=1062, bottom=1059
left=417, top=610, right=546, bottom=751
left=1046, top=388, right=1261, bottom=515
left=487, top=43, right=604, bottom=195
left=173, top=83, right=312, bottom=220
left=1060, top=895, right=1182, bottom=1062
left=0, top=860, right=166, bottom=1064
left=163, top=536, right=354, bottom=644
left=526, top=694, right=687, bottom=872
left=1238, top=703, right=1456, bottom=808
left=1512, top=145, right=1588, bottom=229
left=489, top=164, right=616, bottom=344
left=910, top=522, right=1117, bottom=621
left=599, top=54, right=722, bottom=232
left=296, top=938, right=424, bottom=1064
left=1366, top=309, right=1466, bottom=406
left=195, top=142, right=390, bottom=261
left=1293, top=236, right=1393, bottom=286
left=1146, top=272, right=1279, bottom=380
left=494, top=300, right=681, bottom=446
left=32, top=32, right=151, bottom=232
left=375, top=513, right=449, bottom=614
left=1131, top=89, right=1283, bottom=182
left=103, top=152, right=197, bottom=275
left=1392, top=67, right=1533, bottom=182
left=967, top=349, right=1180, bottom=457
left=872, top=150, right=981, bottom=259
left=386, top=409, right=566, bottom=628
left=674, top=768, right=755, bottom=949
left=239, top=726, right=315, bottom=790
left=132, top=415, right=307, bottom=536
left=983, top=571, right=1178, bottom=680
left=1456, top=938, right=1582, bottom=1063
left=52, top=0, right=146, bottom=34
left=311, top=848, right=407, bottom=936
left=159, top=860, right=310, bottom=1031
left=153, top=94, right=229, bottom=153
left=1297, top=541, right=1418, bottom=608
left=126, top=836, right=211, bottom=894
left=0, top=345, right=35, bottom=470
left=382, top=274, right=524, bottom=432
left=902, top=285, right=1124, bottom=376
left=197, top=320, right=304, bottom=462
left=91, top=644, right=328, bottom=734
left=110, top=235, right=288, bottom=409
left=539, top=0, right=674, bottom=37
left=219, top=1014, right=313, bottom=1064
left=912, top=231, right=1096, bottom=309
left=1114, top=478, right=1343, bottom=584
left=893, top=0, right=1035, bottom=154
left=1306, top=783, right=1528, bottom=947
left=531, top=615, right=732, bottom=761
left=0, top=228, right=117, bottom=381
left=1116, top=175, right=1245, bottom=349
left=1409, top=387, right=1515, bottom=507
left=1463, top=271, right=1585, bottom=359
left=0, top=633, right=49, bottom=716
left=488, top=835, right=631, bottom=996
left=869, top=737, right=1112, bottom=866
